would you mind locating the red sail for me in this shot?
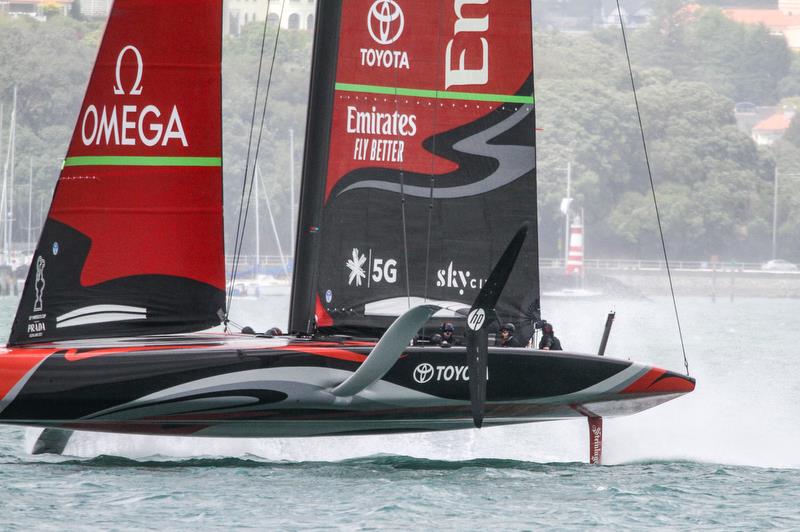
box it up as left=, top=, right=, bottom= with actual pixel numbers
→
left=9, top=0, right=224, bottom=345
left=291, top=0, right=538, bottom=337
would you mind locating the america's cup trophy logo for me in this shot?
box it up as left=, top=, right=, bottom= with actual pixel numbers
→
left=33, top=256, right=46, bottom=312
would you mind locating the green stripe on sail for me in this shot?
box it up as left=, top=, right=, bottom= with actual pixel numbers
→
left=335, top=82, right=534, bottom=104
left=64, top=156, right=222, bottom=167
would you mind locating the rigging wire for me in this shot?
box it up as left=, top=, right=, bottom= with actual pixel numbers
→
left=392, top=51, right=412, bottom=311
left=421, top=11, right=444, bottom=340
left=616, top=0, right=690, bottom=376
left=226, top=0, right=287, bottom=326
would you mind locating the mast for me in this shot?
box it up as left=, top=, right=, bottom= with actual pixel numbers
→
left=254, top=155, right=260, bottom=276
left=289, top=0, right=343, bottom=334
left=0, top=102, right=4, bottom=265
left=8, top=86, right=15, bottom=264
left=564, top=161, right=571, bottom=269
left=1, top=88, right=16, bottom=265
left=27, top=157, right=32, bottom=254
left=258, top=164, right=289, bottom=278
left=289, top=127, right=295, bottom=260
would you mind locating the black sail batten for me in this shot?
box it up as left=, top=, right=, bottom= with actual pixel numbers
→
left=289, top=0, right=344, bottom=335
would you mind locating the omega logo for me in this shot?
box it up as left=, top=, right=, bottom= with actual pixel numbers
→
left=113, top=45, right=144, bottom=96
left=368, top=0, right=405, bottom=45
left=80, top=44, right=188, bottom=148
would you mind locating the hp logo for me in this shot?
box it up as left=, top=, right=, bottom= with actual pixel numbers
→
left=467, top=308, right=486, bottom=331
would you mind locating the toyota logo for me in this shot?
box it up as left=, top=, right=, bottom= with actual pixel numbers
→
left=413, top=363, right=434, bottom=384
left=368, top=0, right=405, bottom=45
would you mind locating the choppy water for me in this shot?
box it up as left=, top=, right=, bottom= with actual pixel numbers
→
left=1, top=292, right=799, bottom=530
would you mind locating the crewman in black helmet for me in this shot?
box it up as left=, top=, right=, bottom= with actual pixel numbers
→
left=539, top=322, right=562, bottom=351
left=497, top=322, right=520, bottom=347
left=432, top=322, right=460, bottom=346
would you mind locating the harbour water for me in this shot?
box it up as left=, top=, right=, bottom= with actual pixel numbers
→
left=0, top=293, right=798, bottom=529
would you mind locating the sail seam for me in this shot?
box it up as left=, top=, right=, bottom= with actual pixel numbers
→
left=64, top=156, right=221, bottom=167
left=335, top=83, right=534, bottom=104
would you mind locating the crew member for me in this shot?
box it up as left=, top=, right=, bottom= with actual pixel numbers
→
left=497, top=322, right=520, bottom=347
left=432, top=322, right=459, bottom=346
left=539, top=322, right=562, bottom=350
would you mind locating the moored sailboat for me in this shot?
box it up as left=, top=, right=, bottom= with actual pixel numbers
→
left=0, top=0, right=693, bottom=462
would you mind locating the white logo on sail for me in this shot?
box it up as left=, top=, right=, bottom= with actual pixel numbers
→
left=467, top=308, right=486, bottom=331
left=346, top=248, right=367, bottom=286
left=80, top=44, right=188, bottom=148
left=445, top=0, right=490, bottom=89
left=33, top=256, right=46, bottom=312
left=436, top=261, right=485, bottom=295
left=413, top=363, right=435, bottom=384
left=368, top=0, right=404, bottom=45
left=113, top=45, right=144, bottom=96
left=345, top=248, right=398, bottom=287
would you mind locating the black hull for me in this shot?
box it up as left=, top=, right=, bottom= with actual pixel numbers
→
left=0, top=334, right=694, bottom=438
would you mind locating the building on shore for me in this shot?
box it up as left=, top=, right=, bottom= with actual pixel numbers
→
left=51, top=0, right=317, bottom=30
left=80, top=0, right=110, bottom=18
left=723, top=0, right=800, bottom=50
left=226, top=0, right=316, bottom=35
left=0, top=0, right=73, bottom=19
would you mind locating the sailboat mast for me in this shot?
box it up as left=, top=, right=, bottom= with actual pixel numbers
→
left=289, top=127, right=295, bottom=260
left=0, top=102, right=4, bottom=265
left=28, top=157, right=32, bottom=253
left=255, top=157, right=260, bottom=275
left=1, top=89, right=16, bottom=265
left=564, top=161, right=571, bottom=269
left=0, top=102, right=4, bottom=262
left=257, top=165, right=289, bottom=278
left=0, top=103, right=4, bottom=197
left=8, top=86, right=16, bottom=263
left=289, top=0, right=342, bottom=334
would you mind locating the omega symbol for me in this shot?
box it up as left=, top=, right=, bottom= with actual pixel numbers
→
left=113, top=45, right=144, bottom=96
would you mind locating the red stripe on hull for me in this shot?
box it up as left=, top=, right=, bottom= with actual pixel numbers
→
left=280, top=345, right=366, bottom=363
left=0, top=349, right=55, bottom=399
left=622, top=368, right=695, bottom=394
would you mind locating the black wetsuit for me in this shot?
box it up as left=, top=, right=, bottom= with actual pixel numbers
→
left=498, top=334, right=522, bottom=347
left=432, top=333, right=461, bottom=346
left=539, top=334, right=562, bottom=351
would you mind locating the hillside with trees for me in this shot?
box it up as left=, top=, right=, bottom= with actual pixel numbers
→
left=0, top=1, right=799, bottom=262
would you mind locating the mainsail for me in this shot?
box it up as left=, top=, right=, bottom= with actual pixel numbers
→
left=9, top=0, right=225, bottom=345
left=291, top=0, right=539, bottom=337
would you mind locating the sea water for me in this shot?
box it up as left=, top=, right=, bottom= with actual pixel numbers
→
left=0, top=293, right=798, bottom=530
